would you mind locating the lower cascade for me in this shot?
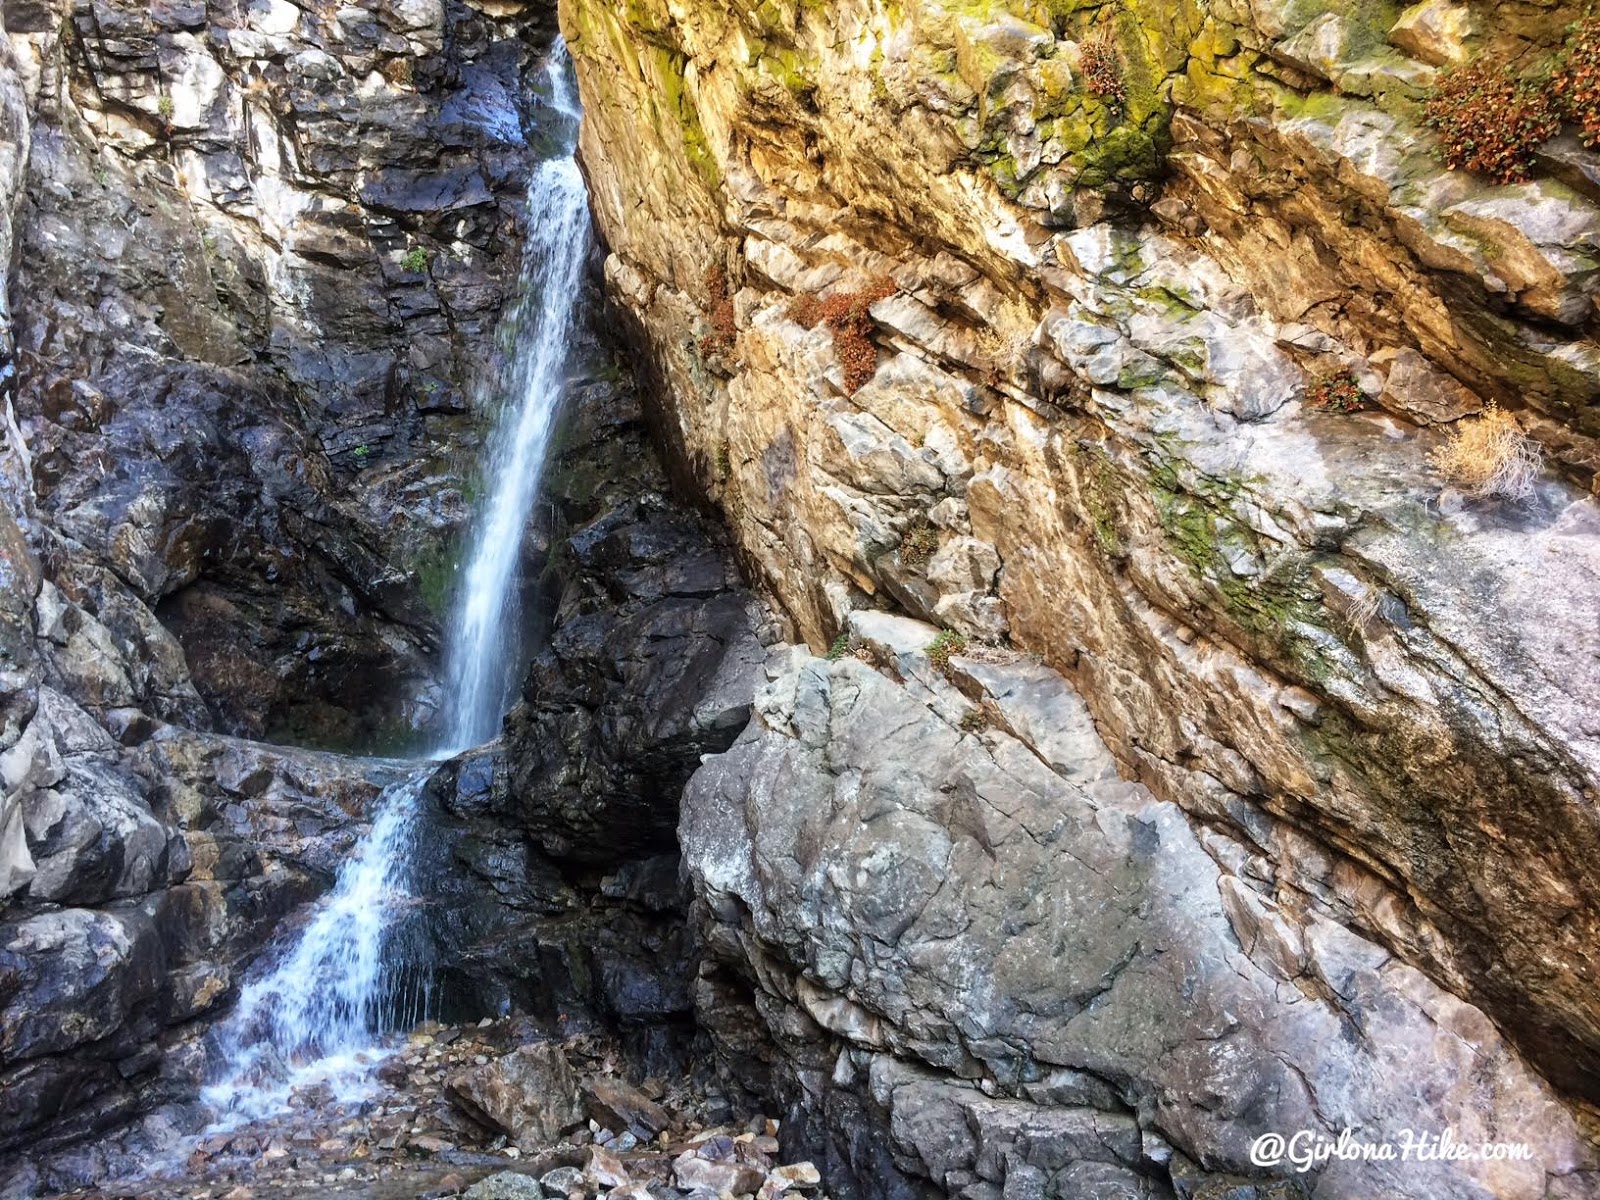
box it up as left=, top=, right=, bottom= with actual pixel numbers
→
left=200, top=772, right=435, bottom=1126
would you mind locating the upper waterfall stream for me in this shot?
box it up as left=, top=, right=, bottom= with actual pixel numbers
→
left=198, top=41, right=589, bottom=1127
left=439, top=52, right=589, bottom=755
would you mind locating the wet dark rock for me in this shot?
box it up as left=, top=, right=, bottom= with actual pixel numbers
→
left=583, top=1078, right=674, bottom=1142
left=7, top=0, right=563, bottom=745
left=417, top=359, right=764, bottom=1058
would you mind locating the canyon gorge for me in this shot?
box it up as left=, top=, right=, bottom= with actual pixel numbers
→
left=3, top=0, right=1600, bottom=1198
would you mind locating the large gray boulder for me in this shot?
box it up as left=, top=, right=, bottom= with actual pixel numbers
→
left=682, top=621, right=1599, bottom=1200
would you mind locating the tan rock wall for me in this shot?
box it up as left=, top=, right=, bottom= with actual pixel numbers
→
left=562, top=0, right=1600, bottom=1099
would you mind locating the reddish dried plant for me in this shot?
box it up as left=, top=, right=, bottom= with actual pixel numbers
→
left=1079, top=32, right=1125, bottom=109
left=786, top=293, right=824, bottom=328
left=1306, top=369, right=1365, bottom=413
left=698, top=264, right=737, bottom=358
left=1424, top=61, right=1559, bottom=183
left=1553, top=16, right=1600, bottom=146
left=818, top=277, right=895, bottom=394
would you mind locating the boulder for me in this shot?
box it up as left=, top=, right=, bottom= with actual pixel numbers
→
left=672, top=1152, right=766, bottom=1196
left=462, top=1173, right=546, bottom=1200
left=447, top=1044, right=585, bottom=1149
left=682, top=644, right=1600, bottom=1198
left=582, top=1078, right=674, bottom=1141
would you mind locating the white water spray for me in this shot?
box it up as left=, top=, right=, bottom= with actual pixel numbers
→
left=201, top=772, right=434, bottom=1123
left=201, top=42, right=588, bottom=1126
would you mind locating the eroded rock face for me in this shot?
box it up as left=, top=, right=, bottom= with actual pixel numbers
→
left=683, top=621, right=1600, bottom=1199
left=0, top=730, right=405, bottom=1166
left=559, top=0, right=1600, bottom=1108
left=0, top=0, right=573, bottom=1172
left=8, top=0, right=562, bottom=743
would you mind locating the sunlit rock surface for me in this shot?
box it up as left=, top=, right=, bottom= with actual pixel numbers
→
left=559, top=0, right=1600, bottom=1194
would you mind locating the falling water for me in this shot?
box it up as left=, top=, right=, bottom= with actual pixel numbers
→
left=200, top=772, right=435, bottom=1124
left=200, top=41, right=588, bottom=1126
left=440, top=46, right=588, bottom=753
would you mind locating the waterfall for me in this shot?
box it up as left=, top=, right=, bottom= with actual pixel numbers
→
left=439, top=45, right=588, bottom=753
left=200, top=41, right=588, bottom=1127
left=200, top=772, right=435, bottom=1123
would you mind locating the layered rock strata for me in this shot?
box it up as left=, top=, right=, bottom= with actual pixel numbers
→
left=559, top=0, right=1600, bottom=1115
left=0, top=0, right=571, bottom=1174
left=8, top=0, right=561, bottom=742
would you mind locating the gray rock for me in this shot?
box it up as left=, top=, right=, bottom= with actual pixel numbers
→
left=463, top=1172, right=548, bottom=1200
left=538, top=1165, right=586, bottom=1195
left=682, top=648, right=1600, bottom=1199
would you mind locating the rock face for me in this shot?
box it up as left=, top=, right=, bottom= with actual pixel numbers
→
left=558, top=0, right=1600, bottom=1119
left=0, top=720, right=407, bottom=1167
left=684, top=618, right=1600, bottom=1199
left=419, top=347, right=766, bottom=1060
left=8, top=0, right=561, bottom=743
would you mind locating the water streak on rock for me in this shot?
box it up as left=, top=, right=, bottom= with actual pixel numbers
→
left=440, top=41, right=587, bottom=753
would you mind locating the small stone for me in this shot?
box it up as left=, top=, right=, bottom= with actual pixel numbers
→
left=463, top=1172, right=545, bottom=1200
left=410, top=1134, right=455, bottom=1154
left=582, top=1078, right=675, bottom=1141
left=774, top=1162, right=821, bottom=1188
left=674, top=1154, right=765, bottom=1195
left=540, top=1166, right=584, bottom=1193
left=582, top=1144, right=630, bottom=1188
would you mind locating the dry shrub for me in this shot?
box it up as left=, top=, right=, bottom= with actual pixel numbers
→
left=1079, top=32, right=1125, bottom=109
left=1425, top=62, right=1560, bottom=183
left=925, top=629, right=967, bottom=675
left=899, top=519, right=940, bottom=570
left=698, top=264, right=736, bottom=357
left=1554, top=16, right=1600, bottom=146
left=1307, top=369, right=1365, bottom=413
left=703, top=264, right=728, bottom=303
left=819, top=276, right=895, bottom=394
left=1429, top=404, right=1543, bottom=501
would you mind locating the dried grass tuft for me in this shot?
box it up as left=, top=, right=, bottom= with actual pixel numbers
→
left=1429, top=404, right=1543, bottom=502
